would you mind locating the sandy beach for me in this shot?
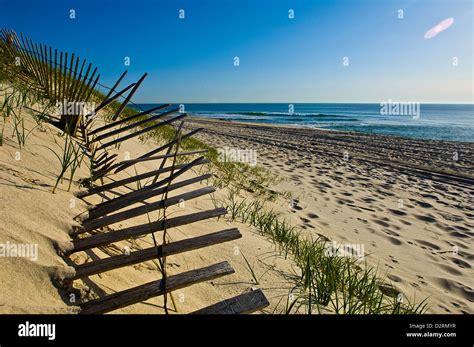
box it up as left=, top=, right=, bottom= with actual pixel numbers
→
left=0, top=106, right=299, bottom=314
left=0, top=98, right=472, bottom=314
left=183, top=117, right=474, bottom=314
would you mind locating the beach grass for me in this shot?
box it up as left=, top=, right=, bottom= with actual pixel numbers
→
left=212, top=189, right=428, bottom=314
left=241, top=251, right=260, bottom=285
left=42, top=128, right=85, bottom=193
left=0, top=83, right=41, bottom=148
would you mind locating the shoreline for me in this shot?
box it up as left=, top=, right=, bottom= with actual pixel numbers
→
left=186, top=115, right=474, bottom=178
left=189, top=114, right=474, bottom=145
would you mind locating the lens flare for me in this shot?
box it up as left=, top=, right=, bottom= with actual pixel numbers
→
left=424, top=18, right=454, bottom=39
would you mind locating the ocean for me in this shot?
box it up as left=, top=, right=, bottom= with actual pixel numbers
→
left=135, top=103, right=474, bottom=143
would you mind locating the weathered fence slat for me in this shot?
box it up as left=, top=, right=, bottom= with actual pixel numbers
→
left=19, top=33, right=41, bottom=83
left=92, top=154, right=117, bottom=169
left=111, top=73, right=148, bottom=121
left=90, top=107, right=180, bottom=143
left=91, top=155, right=206, bottom=208
left=89, top=103, right=171, bottom=135
left=84, top=73, right=100, bottom=102
left=86, top=82, right=136, bottom=124
left=70, top=207, right=227, bottom=253
left=97, top=113, right=187, bottom=150
left=90, top=161, right=115, bottom=181
left=48, top=46, right=54, bottom=98
left=68, top=55, right=81, bottom=100
left=114, top=128, right=203, bottom=173
left=81, top=173, right=212, bottom=223
left=79, top=261, right=234, bottom=314
left=80, top=186, right=216, bottom=232
left=73, top=62, right=92, bottom=105
left=73, top=228, right=241, bottom=279
left=78, top=66, right=97, bottom=101
left=111, top=149, right=207, bottom=172
left=191, top=289, right=270, bottom=314
left=98, top=70, right=128, bottom=108
left=94, top=151, right=108, bottom=164
left=75, top=159, right=208, bottom=199
left=86, top=155, right=208, bottom=213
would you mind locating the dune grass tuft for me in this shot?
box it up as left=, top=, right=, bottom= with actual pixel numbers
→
left=212, top=189, right=428, bottom=314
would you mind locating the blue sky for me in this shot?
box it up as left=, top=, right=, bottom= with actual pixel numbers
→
left=1, top=0, right=472, bottom=103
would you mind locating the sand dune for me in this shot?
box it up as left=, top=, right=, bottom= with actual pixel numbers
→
left=0, top=108, right=296, bottom=314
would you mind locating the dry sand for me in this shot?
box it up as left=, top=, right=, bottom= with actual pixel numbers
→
left=0, top=106, right=296, bottom=314
left=184, top=117, right=474, bottom=314
left=1, top=104, right=472, bottom=314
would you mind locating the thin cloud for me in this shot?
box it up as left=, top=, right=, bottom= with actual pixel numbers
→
left=424, top=18, right=454, bottom=39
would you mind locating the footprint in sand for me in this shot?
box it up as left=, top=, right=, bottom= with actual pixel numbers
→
left=378, top=284, right=400, bottom=297
left=299, top=217, right=311, bottom=224
left=433, top=277, right=474, bottom=302
left=435, top=222, right=455, bottom=232
left=451, top=302, right=462, bottom=309
left=360, top=197, right=376, bottom=204
left=386, top=236, right=402, bottom=245
left=416, top=201, right=433, bottom=208
left=414, top=214, right=437, bottom=223
left=449, top=231, right=470, bottom=239
left=414, top=239, right=441, bottom=250
left=439, top=212, right=465, bottom=223
left=454, top=225, right=473, bottom=234
left=463, top=251, right=474, bottom=260
left=449, top=257, right=471, bottom=269
left=432, top=183, right=449, bottom=192
left=384, top=230, right=400, bottom=237
left=437, top=263, right=463, bottom=276
left=421, top=193, right=439, bottom=200
left=387, top=209, right=407, bottom=216
left=388, top=274, right=402, bottom=283
left=373, top=219, right=391, bottom=228
left=291, top=175, right=302, bottom=182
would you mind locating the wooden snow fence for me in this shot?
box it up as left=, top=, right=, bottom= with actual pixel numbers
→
left=71, top=79, right=270, bottom=314
left=0, top=29, right=270, bottom=314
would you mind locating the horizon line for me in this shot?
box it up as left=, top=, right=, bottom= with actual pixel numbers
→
left=135, top=101, right=474, bottom=105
